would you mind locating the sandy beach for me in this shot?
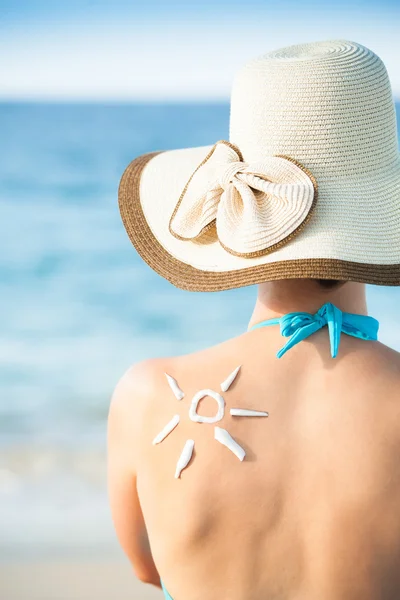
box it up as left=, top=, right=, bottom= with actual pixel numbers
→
left=0, top=559, right=164, bottom=600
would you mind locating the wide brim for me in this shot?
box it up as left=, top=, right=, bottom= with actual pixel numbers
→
left=118, top=145, right=400, bottom=291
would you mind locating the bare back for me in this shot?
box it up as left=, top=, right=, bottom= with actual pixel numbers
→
left=133, top=325, right=400, bottom=600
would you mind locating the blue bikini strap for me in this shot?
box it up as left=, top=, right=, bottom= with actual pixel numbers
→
left=249, top=302, right=379, bottom=359
left=161, top=579, right=174, bottom=600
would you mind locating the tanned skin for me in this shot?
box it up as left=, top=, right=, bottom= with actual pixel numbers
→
left=108, top=280, right=400, bottom=600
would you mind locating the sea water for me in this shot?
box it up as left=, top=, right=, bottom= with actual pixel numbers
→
left=0, top=102, right=399, bottom=557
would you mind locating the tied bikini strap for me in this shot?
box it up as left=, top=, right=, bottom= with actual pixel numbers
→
left=249, top=302, right=379, bottom=359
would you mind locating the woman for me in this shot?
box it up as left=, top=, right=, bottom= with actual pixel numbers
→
left=108, top=40, right=400, bottom=599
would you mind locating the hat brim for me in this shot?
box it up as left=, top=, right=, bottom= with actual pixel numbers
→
left=118, top=145, right=400, bottom=291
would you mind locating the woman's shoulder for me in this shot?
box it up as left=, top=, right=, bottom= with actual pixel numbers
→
left=109, top=335, right=246, bottom=415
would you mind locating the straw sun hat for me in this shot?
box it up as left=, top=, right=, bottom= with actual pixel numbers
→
left=118, top=39, right=400, bottom=291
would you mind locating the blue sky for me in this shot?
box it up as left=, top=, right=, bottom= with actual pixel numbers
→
left=1, top=0, right=399, bottom=100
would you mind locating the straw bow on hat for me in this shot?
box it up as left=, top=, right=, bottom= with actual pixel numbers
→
left=118, top=39, right=400, bottom=291
left=168, top=140, right=317, bottom=258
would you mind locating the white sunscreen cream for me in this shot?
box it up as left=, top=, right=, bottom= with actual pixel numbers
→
left=152, top=414, right=180, bottom=445
left=164, top=372, right=185, bottom=400
left=220, top=365, right=241, bottom=392
left=175, top=439, right=195, bottom=478
left=214, top=426, right=246, bottom=461
left=230, top=408, right=269, bottom=417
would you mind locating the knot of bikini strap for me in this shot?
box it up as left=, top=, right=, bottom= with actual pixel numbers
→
left=276, top=302, right=378, bottom=359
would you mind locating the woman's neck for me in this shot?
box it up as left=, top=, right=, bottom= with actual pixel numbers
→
left=248, top=280, right=368, bottom=330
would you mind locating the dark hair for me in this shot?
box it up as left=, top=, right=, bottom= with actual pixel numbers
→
left=314, top=279, right=344, bottom=289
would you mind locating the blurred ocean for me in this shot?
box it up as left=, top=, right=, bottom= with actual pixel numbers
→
left=1, top=102, right=400, bottom=558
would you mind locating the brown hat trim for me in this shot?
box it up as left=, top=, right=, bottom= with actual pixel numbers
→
left=118, top=151, right=400, bottom=291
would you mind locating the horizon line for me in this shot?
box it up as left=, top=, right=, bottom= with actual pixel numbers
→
left=0, top=97, right=399, bottom=104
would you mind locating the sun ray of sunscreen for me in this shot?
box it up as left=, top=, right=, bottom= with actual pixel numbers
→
left=175, top=439, right=195, bottom=478
left=214, top=426, right=245, bottom=461
left=220, top=365, right=241, bottom=392
left=165, top=372, right=185, bottom=400
left=152, top=414, right=180, bottom=445
left=230, top=408, right=269, bottom=417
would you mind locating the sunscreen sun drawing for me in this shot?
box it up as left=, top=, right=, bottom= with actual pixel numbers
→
left=152, top=366, right=269, bottom=478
